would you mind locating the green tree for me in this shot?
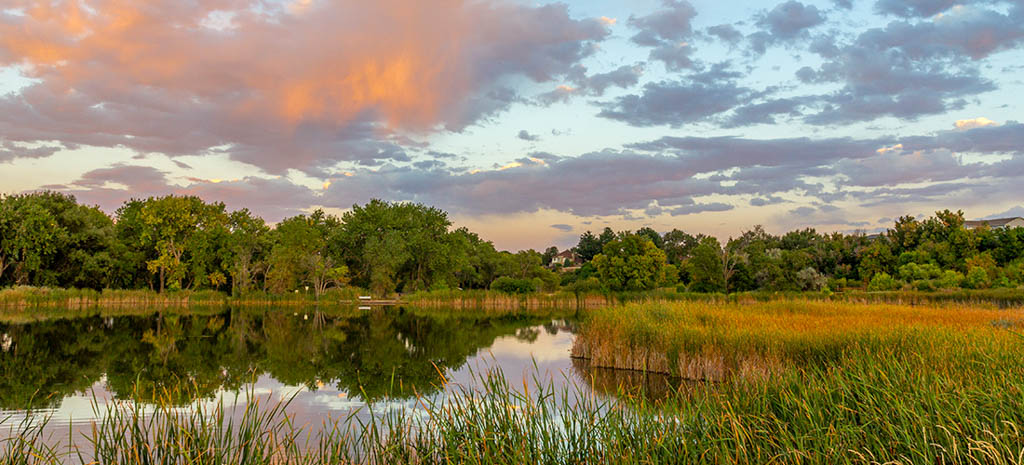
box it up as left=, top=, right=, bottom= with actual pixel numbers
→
left=687, top=236, right=726, bottom=293
left=591, top=233, right=667, bottom=291
left=227, top=209, right=271, bottom=294
left=0, top=194, right=60, bottom=285
left=338, top=199, right=463, bottom=295
left=137, top=196, right=228, bottom=292
left=267, top=210, right=344, bottom=297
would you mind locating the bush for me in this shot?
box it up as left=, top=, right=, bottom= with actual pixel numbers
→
left=898, top=262, right=942, bottom=281
left=490, top=277, right=536, bottom=294
left=796, top=267, right=827, bottom=291
left=567, top=277, right=604, bottom=296
left=913, top=279, right=937, bottom=292
left=867, top=272, right=900, bottom=291
left=964, top=267, right=991, bottom=289
left=936, top=270, right=964, bottom=289
left=827, top=277, right=848, bottom=291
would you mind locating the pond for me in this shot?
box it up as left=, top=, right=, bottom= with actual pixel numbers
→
left=0, top=307, right=679, bottom=447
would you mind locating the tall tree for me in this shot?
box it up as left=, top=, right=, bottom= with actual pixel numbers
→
left=592, top=233, right=667, bottom=291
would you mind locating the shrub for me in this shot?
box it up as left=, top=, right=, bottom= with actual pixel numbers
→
left=936, top=270, right=964, bottom=289
left=867, top=272, right=900, bottom=291
left=566, top=277, right=604, bottom=296
left=796, top=267, right=827, bottom=291
left=914, top=279, right=936, bottom=292
left=964, top=267, right=991, bottom=290
left=898, top=262, right=942, bottom=281
left=490, top=277, right=536, bottom=294
left=827, top=277, right=848, bottom=291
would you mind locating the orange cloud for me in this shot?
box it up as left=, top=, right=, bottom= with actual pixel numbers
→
left=0, top=0, right=606, bottom=134
left=0, top=0, right=608, bottom=176
left=954, top=117, right=998, bottom=130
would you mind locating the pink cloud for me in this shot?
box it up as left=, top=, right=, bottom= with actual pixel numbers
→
left=0, top=0, right=608, bottom=173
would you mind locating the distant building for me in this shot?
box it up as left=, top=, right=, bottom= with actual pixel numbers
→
left=964, top=217, right=1024, bottom=230
left=551, top=249, right=581, bottom=267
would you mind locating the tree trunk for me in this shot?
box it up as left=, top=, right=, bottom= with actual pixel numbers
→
left=159, top=267, right=165, bottom=293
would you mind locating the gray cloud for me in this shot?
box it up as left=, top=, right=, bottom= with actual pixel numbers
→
left=874, top=0, right=960, bottom=18
left=0, top=141, right=65, bottom=163
left=800, top=4, right=1022, bottom=124
left=758, top=1, right=826, bottom=40
left=537, top=64, right=645, bottom=105
left=597, top=64, right=751, bottom=127
left=550, top=224, right=573, bottom=232
left=707, top=24, right=744, bottom=45
left=56, top=164, right=317, bottom=221
left=628, top=0, right=700, bottom=70
left=517, top=130, right=540, bottom=142
left=668, top=202, right=735, bottom=216
left=722, top=97, right=811, bottom=127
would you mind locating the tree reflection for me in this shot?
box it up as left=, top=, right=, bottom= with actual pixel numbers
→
left=0, top=307, right=559, bottom=409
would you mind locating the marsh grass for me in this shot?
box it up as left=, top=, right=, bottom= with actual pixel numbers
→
left=4, top=351, right=1024, bottom=464
left=6, top=298, right=1024, bottom=463
left=573, top=299, right=1024, bottom=379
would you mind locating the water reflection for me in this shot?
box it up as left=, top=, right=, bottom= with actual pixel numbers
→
left=570, top=357, right=692, bottom=402
left=0, top=307, right=573, bottom=410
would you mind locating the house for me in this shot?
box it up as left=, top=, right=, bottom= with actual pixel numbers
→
left=550, top=249, right=580, bottom=267
left=964, top=217, right=1024, bottom=230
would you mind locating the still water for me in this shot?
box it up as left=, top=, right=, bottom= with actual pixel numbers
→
left=0, top=307, right=677, bottom=443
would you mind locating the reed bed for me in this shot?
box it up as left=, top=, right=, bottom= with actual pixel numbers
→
left=402, top=289, right=614, bottom=312
left=5, top=355, right=1024, bottom=464
left=572, top=299, right=1024, bottom=379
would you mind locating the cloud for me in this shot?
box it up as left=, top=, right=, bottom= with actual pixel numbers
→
left=629, top=0, right=698, bottom=46
left=757, top=1, right=826, bottom=41
left=537, top=64, right=644, bottom=105
left=0, top=140, right=64, bottom=163
left=800, top=4, right=1023, bottom=124
left=627, top=0, right=700, bottom=71
left=597, top=64, right=751, bottom=127
left=707, top=24, right=744, bottom=45
left=668, top=202, right=735, bottom=216
left=44, top=121, right=1024, bottom=225
left=55, top=164, right=317, bottom=221
left=954, top=117, right=998, bottom=130
left=517, top=130, right=540, bottom=142
left=0, top=1, right=609, bottom=172
left=750, top=196, right=785, bottom=206
left=550, top=224, right=573, bottom=232
left=722, top=97, right=811, bottom=127
left=874, top=0, right=959, bottom=18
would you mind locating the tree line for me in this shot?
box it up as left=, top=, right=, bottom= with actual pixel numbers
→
left=1, top=191, right=1022, bottom=295
left=0, top=192, right=560, bottom=296
left=569, top=210, right=1024, bottom=293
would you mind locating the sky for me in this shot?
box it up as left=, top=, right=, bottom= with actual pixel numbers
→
left=1, top=0, right=1023, bottom=250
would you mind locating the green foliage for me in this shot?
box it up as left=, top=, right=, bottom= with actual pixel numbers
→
left=937, top=270, right=965, bottom=289
left=4, top=193, right=1024, bottom=297
left=592, top=233, right=667, bottom=291
left=964, top=266, right=991, bottom=289
left=490, top=276, right=537, bottom=294
left=867, top=272, right=901, bottom=291
left=338, top=199, right=463, bottom=295
left=686, top=236, right=726, bottom=293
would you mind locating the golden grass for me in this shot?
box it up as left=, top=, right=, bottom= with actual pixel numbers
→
left=573, top=299, right=1024, bottom=380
